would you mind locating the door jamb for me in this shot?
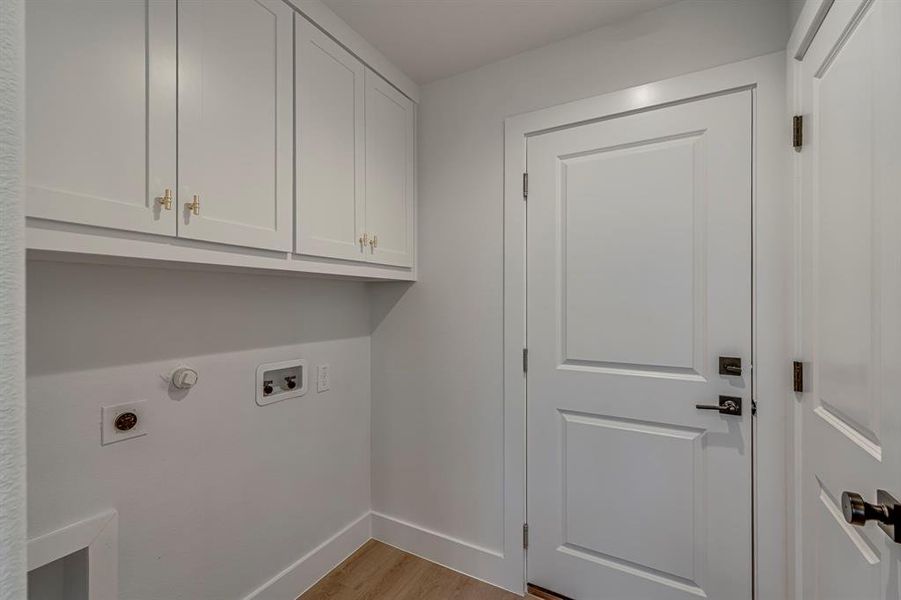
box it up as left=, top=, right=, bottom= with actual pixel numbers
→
left=503, top=51, right=790, bottom=598
left=785, top=2, right=851, bottom=598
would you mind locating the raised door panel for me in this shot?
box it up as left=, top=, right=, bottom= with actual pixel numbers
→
left=364, top=70, right=415, bottom=268
left=295, top=16, right=365, bottom=261
left=561, top=134, right=705, bottom=376
left=25, top=0, right=176, bottom=235
left=178, top=0, right=292, bottom=251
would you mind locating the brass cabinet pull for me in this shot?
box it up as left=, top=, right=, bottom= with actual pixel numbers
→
left=157, top=188, right=173, bottom=210
left=369, top=235, right=378, bottom=251
left=359, top=232, right=369, bottom=250
left=185, top=194, right=200, bottom=216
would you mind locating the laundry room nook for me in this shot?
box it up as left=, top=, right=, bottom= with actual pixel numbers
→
left=1, top=0, right=900, bottom=599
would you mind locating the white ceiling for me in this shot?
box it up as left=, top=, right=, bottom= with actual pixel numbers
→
left=321, top=0, right=683, bottom=84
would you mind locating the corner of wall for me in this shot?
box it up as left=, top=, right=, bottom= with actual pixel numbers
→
left=241, top=512, right=372, bottom=600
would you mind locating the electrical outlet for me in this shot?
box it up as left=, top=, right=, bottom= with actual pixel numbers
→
left=317, top=364, right=330, bottom=392
left=101, top=400, right=148, bottom=445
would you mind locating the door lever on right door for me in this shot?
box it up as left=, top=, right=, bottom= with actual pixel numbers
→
left=696, top=395, right=742, bottom=416
left=842, top=490, right=901, bottom=543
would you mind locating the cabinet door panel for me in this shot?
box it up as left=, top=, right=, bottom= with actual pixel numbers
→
left=364, top=70, right=415, bottom=268
left=178, top=0, right=292, bottom=251
left=26, top=0, right=176, bottom=235
left=295, top=16, right=365, bottom=260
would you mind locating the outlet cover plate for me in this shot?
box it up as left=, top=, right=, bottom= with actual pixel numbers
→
left=317, top=364, right=330, bottom=392
left=101, top=400, right=148, bottom=445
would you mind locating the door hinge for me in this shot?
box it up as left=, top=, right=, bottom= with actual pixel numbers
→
left=522, top=348, right=528, bottom=373
left=522, top=172, right=528, bottom=199
left=523, top=523, right=529, bottom=549
left=793, top=361, right=804, bottom=393
left=792, top=115, right=803, bottom=149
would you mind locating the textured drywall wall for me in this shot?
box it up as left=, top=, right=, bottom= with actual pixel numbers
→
left=0, top=0, right=27, bottom=597
left=27, top=262, right=372, bottom=599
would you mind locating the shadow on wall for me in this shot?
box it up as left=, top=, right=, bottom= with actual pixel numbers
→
left=369, top=280, right=414, bottom=331
left=26, top=260, right=372, bottom=375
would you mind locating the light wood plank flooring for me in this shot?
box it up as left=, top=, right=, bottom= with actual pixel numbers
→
left=298, top=539, right=533, bottom=600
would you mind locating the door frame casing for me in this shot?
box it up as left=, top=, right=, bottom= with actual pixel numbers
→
left=503, top=51, right=791, bottom=598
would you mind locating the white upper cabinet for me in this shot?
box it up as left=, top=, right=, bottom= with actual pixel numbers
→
left=363, top=70, right=415, bottom=268
left=295, top=16, right=366, bottom=261
left=177, top=0, right=293, bottom=252
left=25, top=0, right=177, bottom=235
left=295, top=28, right=415, bottom=269
left=25, top=1, right=417, bottom=278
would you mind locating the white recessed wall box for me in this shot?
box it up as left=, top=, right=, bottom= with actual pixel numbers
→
left=255, top=359, right=307, bottom=406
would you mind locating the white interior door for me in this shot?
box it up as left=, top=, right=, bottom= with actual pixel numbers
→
left=527, top=91, right=752, bottom=600
left=364, top=69, right=415, bottom=267
left=295, top=15, right=365, bottom=261
left=178, top=0, right=293, bottom=251
left=25, top=0, right=176, bottom=235
left=797, top=1, right=901, bottom=598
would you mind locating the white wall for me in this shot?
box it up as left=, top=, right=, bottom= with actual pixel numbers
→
left=0, top=0, right=27, bottom=598
left=789, top=0, right=807, bottom=28
left=370, top=0, right=791, bottom=587
left=27, top=261, right=372, bottom=599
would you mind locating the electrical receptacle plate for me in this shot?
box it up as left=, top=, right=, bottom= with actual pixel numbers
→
left=101, top=400, right=148, bottom=445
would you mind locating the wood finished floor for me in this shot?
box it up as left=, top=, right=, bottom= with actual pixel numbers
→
left=298, top=540, right=536, bottom=600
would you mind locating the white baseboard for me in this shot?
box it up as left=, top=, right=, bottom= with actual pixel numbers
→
left=242, top=512, right=371, bottom=600
left=370, top=511, right=518, bottom=594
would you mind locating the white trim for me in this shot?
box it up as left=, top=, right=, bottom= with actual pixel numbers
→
left=788, top=0, right=835, bottom=61
left=786, top=3, right=833, bottom=599
left=27, top=510, right=119, bottom=600
left=370, top=512, right=521, bottom=593
left=504, top=52, right=790, bottom=599
left=242, top=512, right=371, bottom=600
left=27, top=219, right=417, bottom=282
left=282, top=0, right=419, bottom=103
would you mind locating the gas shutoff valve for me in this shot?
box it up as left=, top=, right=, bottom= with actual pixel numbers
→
left=171, top=366, right=199, bottom=390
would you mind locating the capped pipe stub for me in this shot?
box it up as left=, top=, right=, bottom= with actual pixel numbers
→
left=171, top=366, right=199, bottom=390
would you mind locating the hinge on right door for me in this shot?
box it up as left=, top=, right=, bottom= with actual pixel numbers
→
left=792, top=115, right=803, bottom=150
left=523, top=523, right=529, bottom=549
left=522, top=172, right=528, bottom=199
left=523, top=348, right=528, bottom=373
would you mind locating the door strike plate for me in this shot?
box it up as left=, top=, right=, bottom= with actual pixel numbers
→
left=719, top=356, right=742, bottom=376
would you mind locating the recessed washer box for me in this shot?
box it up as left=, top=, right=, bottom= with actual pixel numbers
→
left=256, top=359, right=307, bottom=406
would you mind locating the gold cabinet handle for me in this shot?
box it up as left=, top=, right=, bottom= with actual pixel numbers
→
left=369, top=235, right=378, bottom=251
left=185, top=194, right=200, bottom=216
left=359, top=232, right=369, bottom=250
left=157, top=188, right=173, bottom=210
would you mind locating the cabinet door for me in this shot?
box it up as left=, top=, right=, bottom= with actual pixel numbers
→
left=26, top=0, right=176, bottom=235
left=178, top=0, right=293, bottom=251
left=364, top=70, right=415, bottom=268
left=295, top=16, right=365, bottom=261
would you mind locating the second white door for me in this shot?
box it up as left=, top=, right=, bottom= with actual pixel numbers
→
left=797, top=1, right=901, bottom=598
left=527, top=90, right=752, bottom=599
